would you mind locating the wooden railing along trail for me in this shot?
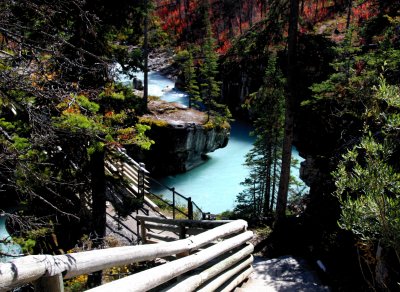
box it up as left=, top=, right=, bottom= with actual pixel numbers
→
left=0, top=218, right=254, bottom=291
left=0, top=151, right=254, bottom=291
left=106, top=148, right=206, bottom=221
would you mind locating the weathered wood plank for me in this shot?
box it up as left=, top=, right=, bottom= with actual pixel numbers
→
left=218, top=265, right=254, bottom=292
left=197, top=256, right=253, bottom=292
left=85, top=231, right=253, bottom=292
left=136, top=216, right=234, bottom=229
left=0, top=220, right=248, bottom=290
left=146, top=231, right=178, bottom=242
left=140, top=219, right=147, bottom=244
left=165, top=244, right=254, bottom=291
left=144, top=222, right=181, bottom=233
left=0, top=255, right=50, bottom=291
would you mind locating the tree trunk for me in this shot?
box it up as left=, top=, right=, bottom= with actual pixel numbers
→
left=271, top=143, right=278, bottom=211
left=346, top=0, right=352, bottom=29
left=263, top=144, right=272, bottom=217
left=239, top=1, right=243, bottom=34
left=87, top=147, right=106, bottom=288
left=143, top=0, right=149, bottom=110
left=248, top=0, right=254, bottom=27
left=275, top=0, right=299, bottom=223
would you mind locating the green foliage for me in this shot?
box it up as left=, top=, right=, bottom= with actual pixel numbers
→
left=149, top=16, right=171, bottom=48
left=199, top=24, right=220, bottom=101
left=216, top=210, right=235, bottom=220
left=12, top=135, right=30, bottom=151
left=254, top=224, right=273, bottom=237
left=175, top=49, right=201, bottom=108
left=132, top=124, right=154, bottom=150
left=0, top=118, right=15, bottom=131
left=13, top=238, right=36, bottom=255
left=195, top=10, right=230, bottom=124
left=13, top=226, right=53, bottom=255
left=139, top=116, right=169, bottom=127
left=331, top=73, right=400, bottom=288
left=235, top=56, right=295, bottom=220
left=53, top=112, right=103, bottom=133
left=77, top=95, right=100, bottom=113
left=333, top=135, right=400, bottom=258
left=87, top=141, right=105, bottom=157
left=146, top=193, right=187, bottom=218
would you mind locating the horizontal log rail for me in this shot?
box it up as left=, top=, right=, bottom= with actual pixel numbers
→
left=87, top=232, right=253, bottom=292
left=0, top=219, right=253, bottom=292
left=107, top=148, right=206, bottom=220
left=138, top=216, right=234, bottom=243
left=166, top=244, right=254, bottom=291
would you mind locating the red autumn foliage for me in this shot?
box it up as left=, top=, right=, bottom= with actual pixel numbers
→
left=155, top=0, right=378, bottom=53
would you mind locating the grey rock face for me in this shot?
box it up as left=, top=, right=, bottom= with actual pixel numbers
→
left=138, top=122, right=230, bottom=175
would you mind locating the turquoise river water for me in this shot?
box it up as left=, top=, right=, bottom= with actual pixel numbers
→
left=118, top=70, right=304, bottom=214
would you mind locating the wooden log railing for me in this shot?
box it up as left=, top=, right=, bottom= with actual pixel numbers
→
left=106, top=148, right=206, bottom=221
left=0, top=219, right=254, bottom=292
left=138, top=215, right=234, bottom=244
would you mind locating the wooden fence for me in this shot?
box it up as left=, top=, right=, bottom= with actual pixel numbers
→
left=107, top=148, right=206, bottom=220
left=0, top=219, right=254, bottom=291
left=138, top=215, right=234, bottom=243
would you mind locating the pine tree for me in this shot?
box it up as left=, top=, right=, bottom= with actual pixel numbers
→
left=199, top=8, right=220, bottom=117
left=176, top=48, right=200, bottom=108
left=275, top=0, right=299, bottom=223
left=185, top=50, right=201, bottom=109
left=235, top=56, right=286, bottom=219
left=197, top=3, right=231, bottom=125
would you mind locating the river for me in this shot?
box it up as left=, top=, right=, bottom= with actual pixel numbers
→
left=0, top=214, right=22, bottom=262
left=117, top=70, right=304, bottom=214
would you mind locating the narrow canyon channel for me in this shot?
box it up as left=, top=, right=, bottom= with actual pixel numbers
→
left=118, top=70, right=304, bottom=214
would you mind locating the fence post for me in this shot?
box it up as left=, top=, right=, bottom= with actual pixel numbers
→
left=138, top=163, right=146, bottom=203
left=136, top=209, right=140, bottom=243
left=34, top=273, right=64, bottom=292
left=188, top=197, right=193, bottom=220
left=177, top=223, right=189, bottom=258
left=140, top=218, right=147, bottom=244
left=172, top=187, right=176, bottom=219
left=117, top=152, right=123, bottom=178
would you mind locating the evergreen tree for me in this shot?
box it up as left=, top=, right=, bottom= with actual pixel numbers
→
left=198, top=4, right=231, bottom=125
left=275, top=0, right=299, bottom=223
left=235, top=56, right=286, bottom=220
left=185, top=50, right=201, bottom=109
left=175, top=48, right=200, bottom=108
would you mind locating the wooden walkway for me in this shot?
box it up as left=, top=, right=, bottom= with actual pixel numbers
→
left=236, top=256, right=330, bottom=291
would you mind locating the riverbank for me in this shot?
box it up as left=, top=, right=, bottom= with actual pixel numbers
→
left=119, top=65, right=305, bottom=214
left=135, top=99, right=230, bottom=175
